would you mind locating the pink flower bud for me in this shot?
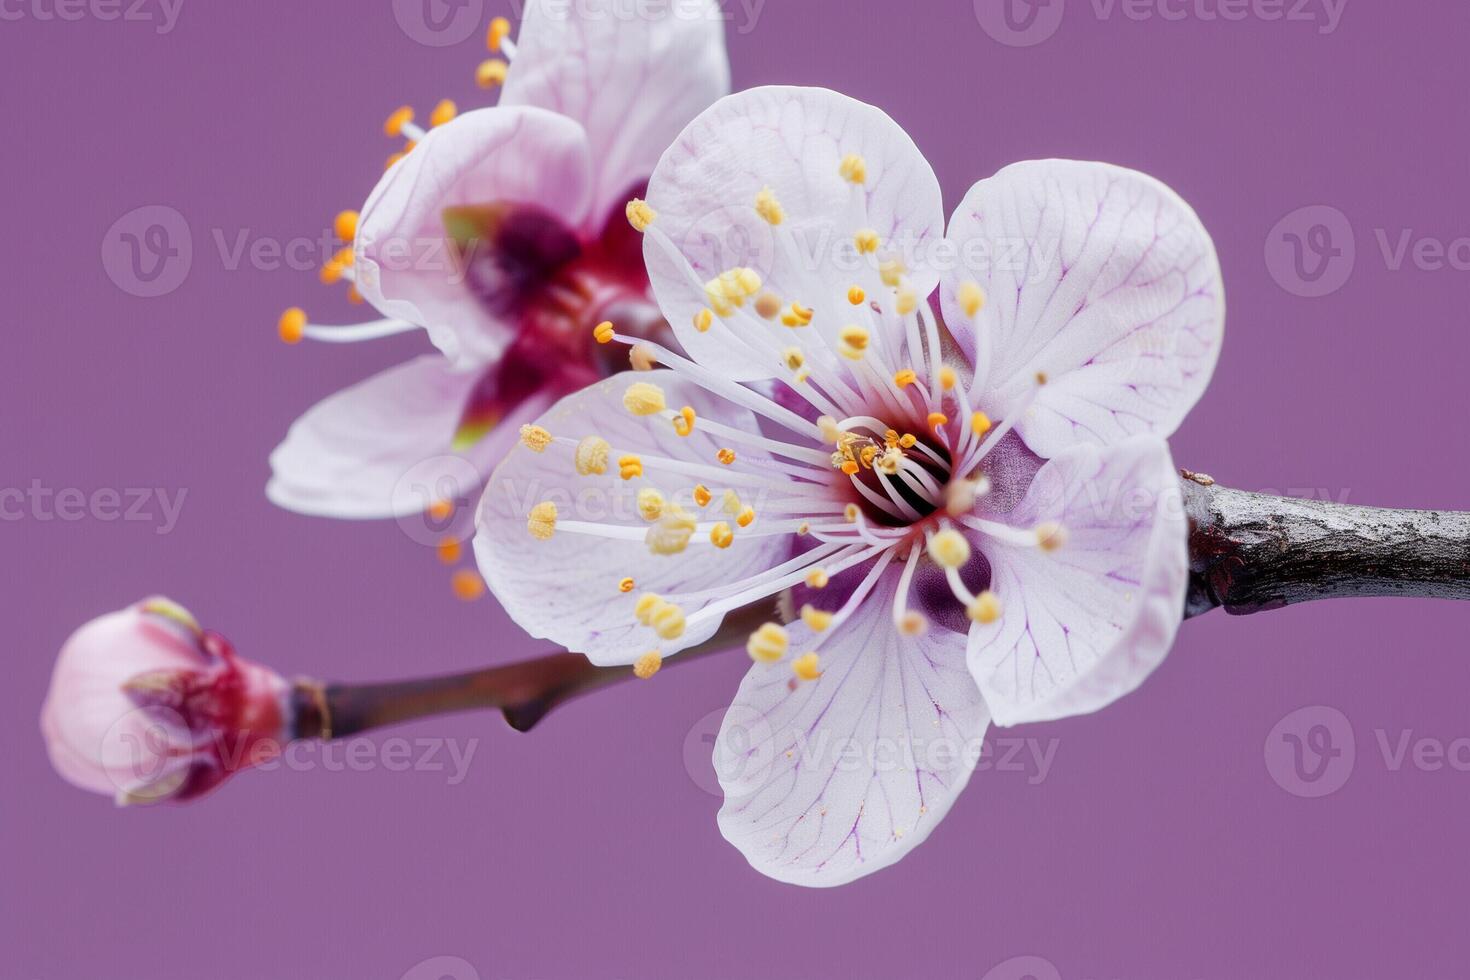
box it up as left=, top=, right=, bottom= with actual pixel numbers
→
left=40, top=598, right=292, bottom=805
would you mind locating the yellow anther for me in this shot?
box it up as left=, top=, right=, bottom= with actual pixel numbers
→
left=940, top=366, right=957, bottom=391
left=854, top=229, right=880, bottom=255
left=721, top=490, right=743, bottom=515
left=693, top=308, right=714, bottom=333
left=430, top=99, right=458, bottom=128
left=801, top=605, right=833, bottom=632
left=693, top=484, right=712, bottom=508
left=880, top=259, right=905, bottom=288
left=574, top=436, right=610, bottom=476
left=754, top=186, right=785, bottom=225
left=896, top=288, right=918, bottom=316
left=1035, top=521, right=1068, bottom=553
left=734, top=267, right=763, bottom=296
left=848, top=286, right=866, bottom=305
left=839, top=154, right=868, bottom=185
left=716, top=448, right=736, bottom=466
left=968, top=591, right=1004, bottom=625
left=646, top=508, right=697, bottom=555
left=1036, top=371, right=1049, bottom=385
left=844, top=503, right=860, bottom=522
left=792, top=652, right=823, bottom=681
left=636, top=595, right=687, bottom=640
left=636, top=488, right=665, bottom=522
left=619, top=577, right=636, bottom=593
left=746, top=623, right=789, bottom=664
left=783, top=347, right=806, bottom=372
left=927, top=412, right=949, bottom=433
left=436, top=537, right=462, bottom=564
left=710, top=522, right=734, bottom=549
left=629, top=345, right=657, bottom=372
left=899, top=611, right=929, bottom=636
left=626, top=198, right=657, bottom=233
left=278, top=307, right=307, bottom=345
left=797, top=521, right=811, bottom=535
left=736, top=506, right=756, bottom=529
left=593, top=320, right=616, bottom=344
left=475, top=58, right=509, bottom=88
left=618, top=455, right=644, bottom=480
left=780, top=303, right=814, bottom=327
left=946, top=479, right=981, bottom=516
left=673, top=406, right=697, bottom=437
left=623, top=382, right=666, bottom=416
left=885, top=429, right=900, bottom=447
left=839, top=325, right=869, bottom=360
left=527, top=501, right=558, bottom=540
left=755, top=292, right=783, bottom=320
left=634, top=651, right=663, bottom=680
left=818, top=416, right=843, bottom=444
left=635, top=593, right=662, bottom=623
left=958, top=281, right=986, bottom=317
left=486, top=16, right=512, bottom=51
left=451, top=570, right=486, bottom=601
left=334, top=210, right=359, bottom=243
left=859, top=445, right=878, bottom=468
left=650, top=602, right=686, bottom=640
left=876, top=447, right=903, bottom=476
left=383, top=105, right=414, bottom=138
left=319, top=257, right=346, bottom=286
left=894, top=368, right=918, bottom=388
left=840, top=459, right=860, bottom=477
left=428, top=499, right=454, bottom=521
left=971, top=411, right=992, bottom=436
left=928, top=529, right=972, bottom=570
left=805, top=568, right=829, bottom=589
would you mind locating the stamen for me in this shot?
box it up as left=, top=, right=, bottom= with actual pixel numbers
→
left=619, top=577, right=636, bottom=593
left=1035, top=521, right=1068, bottom=552
left=486, top=16, right=512, bottom=51
left=476, top=59, right=509, bottom=89
left=800, top=605, right=833, bottom=631
left=334, top=210, right=359, bottom=242
left=625, top=199, right=657, bottom=232
left=957, top=281, right=986, bottom=318
left=451, top=570, right=486, bottom=601
left=634, top=651, right=662, bottom=680
left=672, top=406, right=697, bottom=437
left=619, top=455, right=644, bottom=480
left=276, top=309, right=419, bottom=345
left=636, top=488, right=665, bottom=522
left=383, top=106, right=415, bottom=139
left=968, top=591, right=1003, bottom=624
left=693, top=308, right=714, bottom=333
left=527, top=502, right=557, bottom=540
left=839, top=154, right=868, bottom=185
left=754, top=187, right=785, bottom=225
left=436, top=537, right=462, bottom=564
left=574, top=436, right=610, bottom=476
left=747, top=622, right=789, bottom=663
left=927, top=529, right=972, bottom=569
left=854, top=229, right=881, bottom=255
left=429, top=99, right=458, bottom=128
left=848, top=286, right=866, bottom=305
left=792, top=653, right=823, bottom=681
left=593, top=321, right=615, bottom=344
left=710, top=522, right=734, bottom=548
left=622, top=382, right=666, bottom=416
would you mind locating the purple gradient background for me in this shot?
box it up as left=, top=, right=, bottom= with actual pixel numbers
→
left=5, top=2, right=1470, bottom=978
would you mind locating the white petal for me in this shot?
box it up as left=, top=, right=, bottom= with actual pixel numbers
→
left=354, top=106, right=594, bottom=369
left=644, top=86, right=945, bottom=380
left=268, top=355, right=534, bottom=520
left=716, top=571, right=989, bottom=887
left=967, top=436, right=1188, bottom=726
left=501, top=0, right=730, bottom=230
left=942, top=160, right=1224, bottom=456
left=474, top=372, right=792, bottom=666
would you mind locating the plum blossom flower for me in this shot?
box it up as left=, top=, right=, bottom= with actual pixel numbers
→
left=475, top=86, right=1224, bottom=885
left=267, top=0, right=730, bottom=536
left=41, top=598, right=293, bottom=805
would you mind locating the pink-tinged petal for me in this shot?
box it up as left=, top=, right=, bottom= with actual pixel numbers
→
left=644, top=86, right=945, bottom=379
left=942, top=161, right=1224, bottom=456
left=268, top=355, right=548, bottom=520
left=354, top=107, right=594, bottom=369
left=501, top=0, right=730, bottom=230
left=715, top=571, right=989, bottom=887
left=966, top=436, right=1188, bottom=726
left=474, top=372, right=790, bottom=666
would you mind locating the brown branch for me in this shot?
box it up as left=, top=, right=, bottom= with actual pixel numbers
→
left=290, top=476, right=1470, bottom=740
